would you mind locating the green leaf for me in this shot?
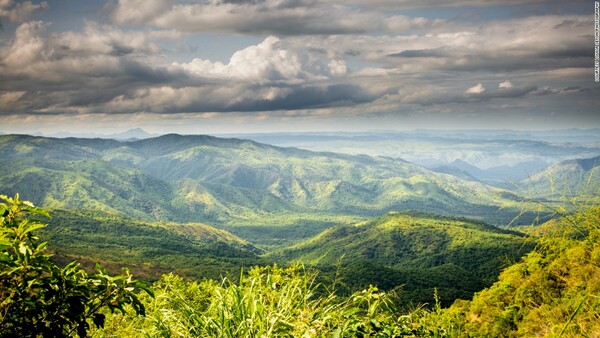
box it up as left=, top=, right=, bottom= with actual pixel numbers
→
left=21, top=221, right=47, bottom=236
left=0, top=237, right=13, bottom=250
left=134, top=281, right=155, bottom=298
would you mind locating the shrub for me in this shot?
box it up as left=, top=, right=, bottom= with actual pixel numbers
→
left=0, top=194, right=152, bottom=337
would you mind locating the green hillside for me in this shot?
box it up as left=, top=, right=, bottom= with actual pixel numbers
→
left=3, top=193, right=598, bottom=337
left=437, top=205, right=600, bottom=336
left=271, top=212, right=534, bottom=305
left=41, top=209, right=264, bottom=281
left=0, top=134, right=529, bottom=229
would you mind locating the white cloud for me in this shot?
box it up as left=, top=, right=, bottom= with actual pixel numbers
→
left=466, top=83, right=485, bottom=94
left=499, top=80, right=513, bottom=89
left=173, top=36, right=347, bottom=84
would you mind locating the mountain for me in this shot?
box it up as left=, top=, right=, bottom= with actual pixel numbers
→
left=521, top=155, right=600, bottom=197
left=0, top=134, right=530, bottom=231
left=107, top=128, right=157, bottom=140
left=270, top=211, right=533, bottom=304
left=31, top=128, right=157, bottom=140
left=232, top=131, right=600, bottom=171
left=433, top=159, right=550, bottom=189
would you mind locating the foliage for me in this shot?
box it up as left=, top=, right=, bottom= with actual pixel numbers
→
left=41, top=209, right=264, bottom=281
left=521, top=155, right=600, bottom=198
left=0, top=194, right=152, bottom=337
left=421, top=204, right=600, bottom=337
left=272, top=211, right=534, bottom=306
left=0, top=134, right=531, bottom=227
left=96, top=265, right=436, bottom=337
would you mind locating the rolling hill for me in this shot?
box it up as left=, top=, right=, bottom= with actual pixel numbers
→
left=0, top=134, right=528, bottom=231
left=41, top=209, right=263, bottom=281
left=270, top=211, right=534, bottom=304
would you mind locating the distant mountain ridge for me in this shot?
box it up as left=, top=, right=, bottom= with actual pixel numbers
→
left=0, top=134, right=528, bottom=227
left=29, top=128, right=159, bottom=140
left=521, top=155, right=600, bottom=197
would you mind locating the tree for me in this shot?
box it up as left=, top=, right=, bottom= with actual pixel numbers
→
left=0, top=194, right=152, bottom=337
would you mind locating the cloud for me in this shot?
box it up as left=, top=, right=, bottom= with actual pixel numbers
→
left=109, top=0, right=439, bottom=35
left=0, top=1, right=596, bottom=128
left=404, top=83, right=539, bottom=105
left=338, top=0, right=588, bottom=9
left=499, top=80, right=513, bottom=89
left=0, top=0, right=47, bottom=23
left=383, top=15, right=592, bottom=73
left=0, top=28, right=376, bottom=115
left=173, top=36, right=347, bottom=84
left=0, top=21, right=190, bottom=112
left=466, top=83, right=485, bottom=94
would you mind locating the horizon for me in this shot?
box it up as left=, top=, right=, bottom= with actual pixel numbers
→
left=3, top=126, right=600, bottom=139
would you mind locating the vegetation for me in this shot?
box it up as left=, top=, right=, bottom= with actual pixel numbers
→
left=433, top=204, right=600, bottom=336
left=0, top=134, right=532, bottom=227
left=40, top=209, right=264, bottom=281
left=0, top=194, right=151, bottom=337
left=0, top=189, right=598, bottom=337
left=31, top=206, right=528, bottom=306
left=0, top=132, right=598, bottom=336
left=95, top=265, right=432, bottom=337
left=521, top=155, right=600, bottom=198
left=272, top=211, right=534, bottom=305
left=92, top=202, right=599, bottom=337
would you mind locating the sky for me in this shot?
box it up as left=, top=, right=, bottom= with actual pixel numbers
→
left=0, top=0, right=598, bottom=135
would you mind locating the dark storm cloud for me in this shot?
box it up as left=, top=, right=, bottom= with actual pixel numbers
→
left=226, top=84, right=377, bottom=112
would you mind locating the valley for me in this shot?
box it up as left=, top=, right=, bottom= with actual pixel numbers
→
left=0, top=131, right=598, bottom=336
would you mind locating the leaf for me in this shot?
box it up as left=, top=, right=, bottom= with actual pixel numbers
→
left=18, top=241, right=30, bottom=256
left=134, top=281, right=155, bottom=298
left=21, top=221, right=47, bottom=236
left=0, top=237, right=13, bottom=250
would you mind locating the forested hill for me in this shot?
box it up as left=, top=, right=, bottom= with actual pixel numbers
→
left=270, top=211, right=533, bottom=304
left=0, top=134, right=526, bottom=226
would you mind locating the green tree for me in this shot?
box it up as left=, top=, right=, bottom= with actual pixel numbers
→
left=0, top=194, right=152, bottom=337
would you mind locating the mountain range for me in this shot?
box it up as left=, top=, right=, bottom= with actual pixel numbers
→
left=0, top=134, right=529, bottom=229
left=2, top=133, right=597, bottom=305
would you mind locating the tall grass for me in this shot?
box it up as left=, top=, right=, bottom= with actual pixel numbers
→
left=95, top=264, right=433, bottom=337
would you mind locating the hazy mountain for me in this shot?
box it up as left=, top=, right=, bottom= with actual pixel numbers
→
left=433, top=159, right=550, bottom=189
left=0, top=134, right=530, bottom=228
left=232, top=131, right=599, bottom=176
left=107, top=128, right=157, bottom=140
left=31, top=128, right=158, bottom=140
left=521, top=155, right=600, bottom=197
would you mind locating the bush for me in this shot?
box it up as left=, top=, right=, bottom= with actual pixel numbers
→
left=0, top=194, right=152, bottom=337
